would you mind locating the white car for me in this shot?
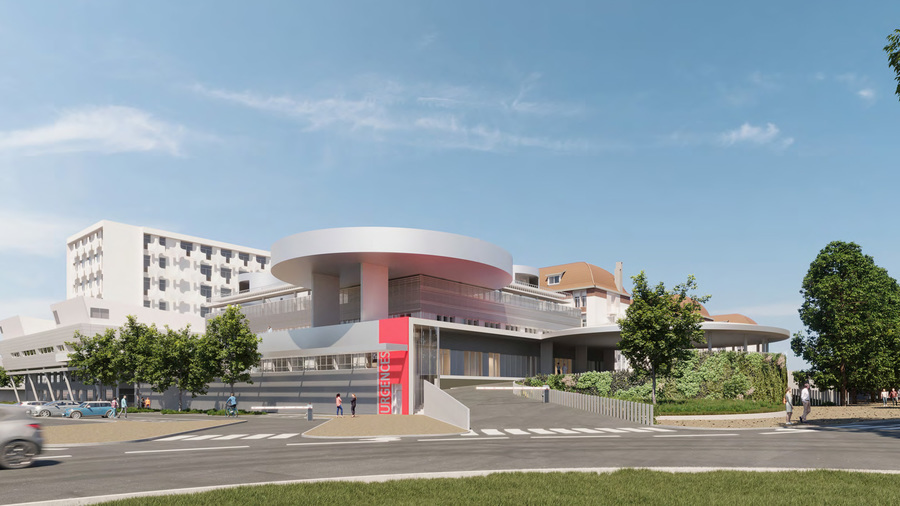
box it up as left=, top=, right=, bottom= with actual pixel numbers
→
left=0, top=405, right=43, bottom=469
left=31, top=400, right=81, bottom=418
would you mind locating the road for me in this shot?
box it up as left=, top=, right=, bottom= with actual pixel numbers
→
left=5, top=389, right=900, bottom=504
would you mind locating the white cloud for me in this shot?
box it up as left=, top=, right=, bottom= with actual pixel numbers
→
left=191, top=79, right=593, bottom=153
left=720, top=122, right=794, bottom=148
left=858, top=88, right=875, bottom=101
left=0, top=106, right=188, bottom=156
left=0, top=210, right=82, bottom=256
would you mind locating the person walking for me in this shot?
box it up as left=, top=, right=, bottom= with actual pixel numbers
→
left=892, top=388, right=898, bottom=407
left=110, top=397, right=118, bottom=418
left=799, top=383, right=811, bottom=423
left=120, top=395, right=128, bottom=418
left=784, top=387, right=793, bottom=425
left=335, top=393, right=343, bottom=417
left=882, top=388, right=889, bottom=407
left=350, top=393, right=357, bottom=418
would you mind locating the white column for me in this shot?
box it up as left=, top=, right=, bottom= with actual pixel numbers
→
left=359, top=262, right=389, bottom=322
left=27, top=374, right=39, bottom=400
left=43, top=373, right=56, bottom=401
left=311, top=272, right=340, bottom=327
left=63, top=372, right=75, bottom=401
left=743, top=336, right=748, bottom=352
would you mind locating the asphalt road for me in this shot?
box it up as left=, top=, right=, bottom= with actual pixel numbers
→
left=5, top=389, right=900, bottom=505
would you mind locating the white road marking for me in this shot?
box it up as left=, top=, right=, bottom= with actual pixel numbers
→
left=154, top=435, right=193, bottom=441
left=653, top=434, right=738, bottom=438
left=617, top=428, right=652, bottom=433
left=481, top=429, right=505, bottom=436
left=594, top=428, right=627, bottom=433
left=643, top=427, right=676, bottom=432
left=286, top=440, right=394, bottom=447
left=182, top=435, right=221, bottom=441
left=45, top=447, right=70, bottom=451
left=419, top=436, right=510, bottom=442
left=504, top=429, right=530, bottom=435
left=531, top=435, right=620, bottom=439
left=36, top=455, right=72, bottom=459
left=210, top=434, right=250, bottom=440
left=759, top=430, right=816, bottom=435
left=126, top=446, right=249, bottom=454
left=549, top=428, right=579, bottom=434
left=243, top=433, right=276, bottom=439
left=528, top=428, right=555, bottom=435
left=572, top=428, right=603, bottom=434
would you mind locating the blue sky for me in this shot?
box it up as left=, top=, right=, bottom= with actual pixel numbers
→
left=1, top=2, right=899, bottom=370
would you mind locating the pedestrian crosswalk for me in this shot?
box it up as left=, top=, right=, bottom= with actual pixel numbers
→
left=155, top=433, right=299, bottom=442
left=461, top=427, right=675, bottom=437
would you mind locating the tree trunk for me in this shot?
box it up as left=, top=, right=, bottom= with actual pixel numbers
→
left=178, top=389, right=184, bottom=411
left=840, top=361, right=848, bottom=407
left=651, top=364, right=657, bottom=405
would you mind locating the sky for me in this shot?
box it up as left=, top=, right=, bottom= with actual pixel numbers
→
left=1, top=2, right=899, bottom=370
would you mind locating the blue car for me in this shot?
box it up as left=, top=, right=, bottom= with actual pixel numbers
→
left=64, top=401, right=116, bottom=419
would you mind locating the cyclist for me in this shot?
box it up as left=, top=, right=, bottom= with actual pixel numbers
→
left=226, top=394, right=237, bottom=417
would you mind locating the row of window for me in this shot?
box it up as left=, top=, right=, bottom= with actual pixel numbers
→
left=70, top=230, right=102, bottom=249
left=260, top=353, right=378, bottom=373
left=143, top=235, right=268, bottom=269
left=8, top=344, right=67, bottom=358
left=434, top=315, right=540, bottom=334
left=72, top=251, right=102, bottom=269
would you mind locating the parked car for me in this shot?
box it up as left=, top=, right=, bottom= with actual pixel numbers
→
left=12, top=401, right=47, bottom=414
left=0, top=405, right=43, bottom=469
left=31, top=400, right=81, bottom=418
left=64, top=401, right=115, bottom=419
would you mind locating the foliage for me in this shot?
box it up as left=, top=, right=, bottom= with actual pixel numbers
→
left=67, top=328, right=121, bottom=389
left=886, top=29, right=900, bottom=102
left=791, top=241, right=900, bottom=405
left=654, top=399, right=784, bottom=416
left=0, top=366, right=23, bottom=388
left=102, top=470, right=900, bottom=506
left=617, top=271, right=709, bottom=403
left=116, top=316, right=158, bottom=399
left=205, top=305, right=262, bottom=395
left=149, top=326, right=216, bottom=411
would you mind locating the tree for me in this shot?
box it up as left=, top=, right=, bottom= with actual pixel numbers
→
left=205, top=305, right=262, bottom=396
left=617, top=271, right=709, bottom=404
left=791, top=241, right=900, bottom=405
left=886, top=29, right=900, bottom=102
left=149, top=326, right=215, bottom=411
left=0, top=366, right=23, bottom=403
left=116, top=316, right=158, bottom=401
left=67, top=328, right=121, bottom=398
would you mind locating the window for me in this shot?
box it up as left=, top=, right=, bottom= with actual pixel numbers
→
left=144, top=277, right=150, bottom=295
left=257, top=256, right=267, bottom=269
left=143, top=300, right=151, bottom=308
left=200, top=245, right=212, bottom=260
left=239, top=252, right=250, bottom=266
left=159, top=237, right=166, bottom=246
left=57, top=345, right=66, bottom=351
left=221, top=249, right=232, bottom=263
left=221, top=267, right=231, bottom=283
left=200, top=285, right=212, bottom=299
left=144, top=255, right=150, bottom=272
left=23, top=350, right=36, bottom=357
left=143, top=234, right=151, bottom=247
left=10, top=352, right=20, bottom=357
left=90, top=307, right=110, bottom=319
left=159, top=278, right=167, bottom=291
left=200, top=264, right=212, bottom=281
left=159, top=256, right=167, bottom=268
left=181, top=241, right=193, bottom=256
left=39, top=347, right=54, bottom=354
left=200, top=307, right=210, bottom=317
left=159, top=301, right=167, bottom=311
left=221, top=288, right=232, bottom=297
left=53, top=311, right=60, bottom=325
left=547, top=274, right=561, bottom=285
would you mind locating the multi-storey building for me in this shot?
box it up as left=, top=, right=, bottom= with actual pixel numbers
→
left=67, top=221, right=270, bottom=316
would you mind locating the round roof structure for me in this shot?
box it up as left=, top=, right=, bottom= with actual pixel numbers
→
left=270, top=227, right=514, bottom=289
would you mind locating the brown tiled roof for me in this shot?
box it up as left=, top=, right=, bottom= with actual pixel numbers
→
left=538, top=262, right=627, bottom=295
left=710, top=313, right=758, bottom=325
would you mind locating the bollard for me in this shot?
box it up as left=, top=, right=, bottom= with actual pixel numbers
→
left=307, top=405, right=313, bottom=421
left=543, top=385, right=550, bottom=403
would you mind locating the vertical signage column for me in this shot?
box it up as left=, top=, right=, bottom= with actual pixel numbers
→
left=377, top=317, right=410, bottom=414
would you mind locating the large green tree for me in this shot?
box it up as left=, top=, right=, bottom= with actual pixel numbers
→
left=0, top=366, right=23, bottom=403
left=205, top=305, right=262, bottom=396
left=149, top=326, right=215, bottom=411
left=116, top=315, right=158, bottom=401
left=791, top=241, right=900, bottom=405
left=617, top=272, right=709, bottom=404
left=67, top=328, right=121, bottom=397
left=886, top=28, right=900, bottom=101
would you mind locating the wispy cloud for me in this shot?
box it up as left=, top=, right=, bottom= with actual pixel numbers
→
left=720, top=122, right=794, bottom=148
left=0, top=106, right=189, bottom=156
left=0, top=210, right=83, bottom=257
left=823, top=72, right=877, bottom=104
left=190, top=77, right=594, bottom=153
left=416, top=31, right=438, bottom=51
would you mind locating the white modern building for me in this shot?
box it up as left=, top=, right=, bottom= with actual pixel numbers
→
left=0, top=223, right=790, bottom=420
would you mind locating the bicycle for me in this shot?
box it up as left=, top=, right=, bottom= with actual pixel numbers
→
left=226, top=405, right=238, bottom=417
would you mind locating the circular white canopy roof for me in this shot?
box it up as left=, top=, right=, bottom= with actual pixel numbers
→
left=270, top=227, right=514, bottom=289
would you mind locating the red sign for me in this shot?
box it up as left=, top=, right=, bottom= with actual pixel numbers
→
left=378, top=351, right=392, bottom=414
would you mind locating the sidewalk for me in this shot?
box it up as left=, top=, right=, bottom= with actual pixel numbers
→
left=43, top=417, right=245, bottom=445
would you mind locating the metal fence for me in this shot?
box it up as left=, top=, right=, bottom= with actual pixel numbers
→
left=792, top=387, right=841, bottom=406
left=513, top=385, right=654, bottom=425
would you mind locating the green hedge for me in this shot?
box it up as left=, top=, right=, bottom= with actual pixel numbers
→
left=521, top=351, right=787, bottom=403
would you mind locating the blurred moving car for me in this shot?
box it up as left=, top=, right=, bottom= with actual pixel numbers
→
left=64, top=401, right=115, bottom=419
left=30, top=400, right=81, bottom=418
left=0, top=405, right=43, bottom=469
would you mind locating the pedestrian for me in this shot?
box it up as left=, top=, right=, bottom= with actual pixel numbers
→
left=799, top=383, right=811, bottom=423
left=350, top=393, right=357, bottom=418
left=882, top=388, right=889, bottom=407
left=226, top=394, right=237, bottom=417
left=110, top=397, right=118, bottom=418
left=144, top=397, right=151, bottom=409
left=336, top=393, right=343, bottom=417
left=784, top=387, right=793, bottom=425
left=120, top=394, right=128, bottom=418
left=892, top=388, right=898, bottom=407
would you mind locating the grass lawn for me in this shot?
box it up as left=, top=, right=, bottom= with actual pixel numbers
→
left=655, top=398, right=782, bottom=416
left=103, top=470, right=894, bottom=505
